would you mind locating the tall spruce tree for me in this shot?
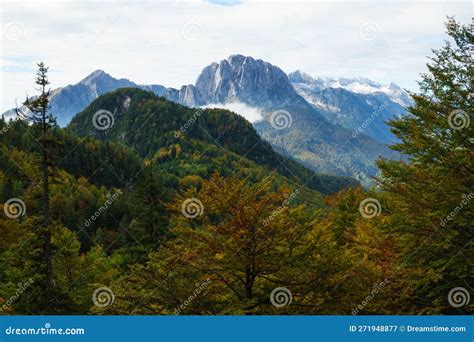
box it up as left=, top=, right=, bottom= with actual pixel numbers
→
left=377, top=18, right=473, bottom=313
left=129, top=160, right=170, bottom=248
left=16, top=62, right=58, bottom=310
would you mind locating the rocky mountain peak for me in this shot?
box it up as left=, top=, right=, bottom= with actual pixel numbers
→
left=80, top=69, right=109, bottom=84
left=193, top=54, right=296, bottom=107
left=227, top=54, right=248, bottom=67
left=288, top=70, right=315, bottom=84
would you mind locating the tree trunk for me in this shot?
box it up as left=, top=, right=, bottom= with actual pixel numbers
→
left=42, top=114, right=54, bottom=294
left=245, top=267, right=254, bottom=299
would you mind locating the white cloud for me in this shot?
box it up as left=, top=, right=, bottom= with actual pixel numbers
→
left=202, top=101, right=263, bottom=123
left=0, top=0, right=471, bottom=112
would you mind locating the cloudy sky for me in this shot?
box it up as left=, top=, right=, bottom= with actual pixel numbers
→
left=0, top=0, right=471, bottom=112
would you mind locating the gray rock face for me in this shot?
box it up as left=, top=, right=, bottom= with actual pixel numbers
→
left=193, top=55, right=297, bottom=107
left=163, top=55, right=300, bottom=109
left=165, top=85, right=202, bottom=108
left=168, top=55, right=400, bottom=185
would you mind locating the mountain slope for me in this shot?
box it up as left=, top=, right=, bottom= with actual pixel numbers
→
left=166, top=55, right=400, bottom=185
left=68, top=88, right=356, bottom=194
left=290, top=85, right=406, bottom=144
left=288, top=71, right=409, bottom=144
left=2, top=70, right=168, bottom=127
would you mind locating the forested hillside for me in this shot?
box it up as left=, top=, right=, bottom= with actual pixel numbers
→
left=69, top=87, right=355, bottom=194
left=0, top=18, right=471, bottom=316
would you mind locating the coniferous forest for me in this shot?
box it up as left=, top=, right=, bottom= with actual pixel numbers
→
left=0, top=18, right=472, bottom=316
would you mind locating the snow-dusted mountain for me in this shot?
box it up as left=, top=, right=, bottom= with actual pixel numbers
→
left=289, top=70, right=413, bottom=107
left=288, top=70, right=410, bottom=144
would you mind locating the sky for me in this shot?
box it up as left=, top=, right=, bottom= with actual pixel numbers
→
left=0, top=0, right=471, bottom=113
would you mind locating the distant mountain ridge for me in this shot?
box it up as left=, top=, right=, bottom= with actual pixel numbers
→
left=2, top=70, right=168, bottom=127
left=2, top=55, right=408, bottom=184
left=288, top=70, right=413, bottom=107
left=3, top=60, right=411, bottom=128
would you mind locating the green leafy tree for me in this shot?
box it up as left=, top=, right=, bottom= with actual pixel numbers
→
left=52, top=226, right=116, bottom=313
left=129, top=160, right=171, bottom=248
left=110, top=174, right=354, bottom=314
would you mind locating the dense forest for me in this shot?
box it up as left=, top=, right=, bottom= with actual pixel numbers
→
left=0, top=18, right=472, bottom=315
